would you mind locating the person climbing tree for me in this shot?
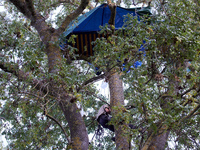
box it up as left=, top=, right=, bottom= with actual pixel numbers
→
left=96, top=104, right=140, bottom=132
left=96, top=104, right=115, bottom=132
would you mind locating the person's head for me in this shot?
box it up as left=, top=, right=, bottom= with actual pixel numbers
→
left=104, top=106, right=111, bottom=114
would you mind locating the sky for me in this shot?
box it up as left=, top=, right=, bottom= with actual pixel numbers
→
left=0, top=2, right=8, bottom=149
left=0, top=1, right=167, bottom=149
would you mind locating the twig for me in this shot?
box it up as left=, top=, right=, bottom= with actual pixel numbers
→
left=41, top=82, right=49, bottom=98
left=178, top=104, right=200, bottom=125
left=0, top=116, right=6, bottom=120
left=93, top=94, right=109, bottom=105
left=160, top=1, right=184, bottom=22
left=141, top=102, right=148, bottom=120
left=180, top=86, right=195, bottom=98
left=125, top=105, right=136, bottom=110
left=31, top=80, right=40, bottom=90
left=192, top=112, right=200, bottom=117
left=45, top=113, right=71, bottom=143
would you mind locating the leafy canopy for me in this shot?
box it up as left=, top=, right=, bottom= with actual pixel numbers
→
left=0, top=0, right=200, bottom=149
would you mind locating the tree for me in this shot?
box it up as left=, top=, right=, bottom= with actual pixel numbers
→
left=0, top=0, right=200, bottom=150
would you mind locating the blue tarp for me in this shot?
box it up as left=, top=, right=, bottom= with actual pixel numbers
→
left=61, top=3, right=151, bottom=56
left=63, top=3, right=151, bottom=37
left=62, top=4, right=151, bottom=74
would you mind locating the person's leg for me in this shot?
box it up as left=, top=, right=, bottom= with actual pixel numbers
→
left=98, top=115, right=115, bottom=132
left=107, top=124, right=115, bottom=132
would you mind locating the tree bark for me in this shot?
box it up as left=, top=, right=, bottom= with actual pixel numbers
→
left=106, top=2, right=131, bottom=148
left=59, top=100, right=89, bottom=150
left=142, top=124, right=170, bottom=150
left=108, top=69, right=130, bottom=150
left=142, top=66, right=181, bottom=150
left=43, top=35, right=89, bottom=150
left=8, top=1, right=90, bottom=149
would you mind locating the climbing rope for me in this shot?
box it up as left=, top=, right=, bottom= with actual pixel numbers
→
left=90, top=124, right=104, bottom=148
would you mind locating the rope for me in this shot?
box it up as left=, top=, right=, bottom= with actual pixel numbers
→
left=90, top=124, right=104, bottom=148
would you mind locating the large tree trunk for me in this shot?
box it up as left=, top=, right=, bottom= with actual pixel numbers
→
left=8, top=0, right=90, bottom=149
left=141, top=96, right=171, bottom=150
left=59, top=101, right=89, bottom=150
left=142, top=124, right=170, bottom=150
left=108, top=70, right=131, bottom=149
left=142, top=66, right=181, bottom=150
left=46, top=43, right=89, bottom=150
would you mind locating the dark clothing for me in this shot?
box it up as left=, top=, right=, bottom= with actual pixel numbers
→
left=97, top=114, right=115, bottom=132
left=97, top=114, right=138, bottom=132
left=97, top=114, right=137, bottom=132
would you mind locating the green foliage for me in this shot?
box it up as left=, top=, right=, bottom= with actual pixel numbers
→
left=0, top=0, right=200, bottom=149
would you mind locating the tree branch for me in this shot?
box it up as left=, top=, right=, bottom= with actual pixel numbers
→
left=56, top=0, right=89, bottom=35
left=125, top=105, right=136, bottom=110
left=0, top=54, right=47, bottom=94
left=141, top=121, right=168, bottom=150
left=77, top=74, right=106, bottom=92
left=25, top=0, right=36, bottom=17
left=45, top=113, right=71, bottom=143
left=9, top=0, right=36, bottom=21
left=50, top=0, right=81, bottom=8
left=9, top=0, right=51, bottom=45
left=192, top=112, right=200, bottom=117
left=178, top=104, right=200, bottom=124
left=180, top=86, right=195, bottom=98
left=0, top=116, right=6, bottom=120
left=93, top=94, right=109, bottom=105
left=107, top=1, right=116, bottom=26
left=193, top=0, right=200, bottom=6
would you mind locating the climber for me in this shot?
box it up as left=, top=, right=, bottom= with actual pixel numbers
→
left=96, top=104, right=114, bottom=132
left=96, top=104, right=138, bottom=132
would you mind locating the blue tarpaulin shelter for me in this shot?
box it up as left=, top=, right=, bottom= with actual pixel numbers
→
left=62, top=3, right=151, bottom=57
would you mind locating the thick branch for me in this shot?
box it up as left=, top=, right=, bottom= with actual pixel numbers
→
left=77, top=74, right=105, bottom=92
left=9, top=0, right=36, bottom=21
left=107, top=1, right=116, bottom=26
left=142, top=122, right=169, bottom=150
left=0, top=54, right=47, bottom=93
left=56, top=0, right=89, bottom=35
left=59, top=101, right=89, bottom=150
left=178, top=104, right=200, bottom=124
left=9, top=0, right=51, bottom=44
left=26, top=0, right=36, bottom=17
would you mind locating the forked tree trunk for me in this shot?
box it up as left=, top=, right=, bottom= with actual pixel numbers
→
left=8, top=0, right=90, bottom=149
left=108, top=70, right=131, bottom=150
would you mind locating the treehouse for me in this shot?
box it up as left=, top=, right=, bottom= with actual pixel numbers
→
left=61, top=3, right=151, bottom=59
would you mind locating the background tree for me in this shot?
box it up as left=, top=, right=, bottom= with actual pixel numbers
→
left=0, top=0, right=200, bottom=150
